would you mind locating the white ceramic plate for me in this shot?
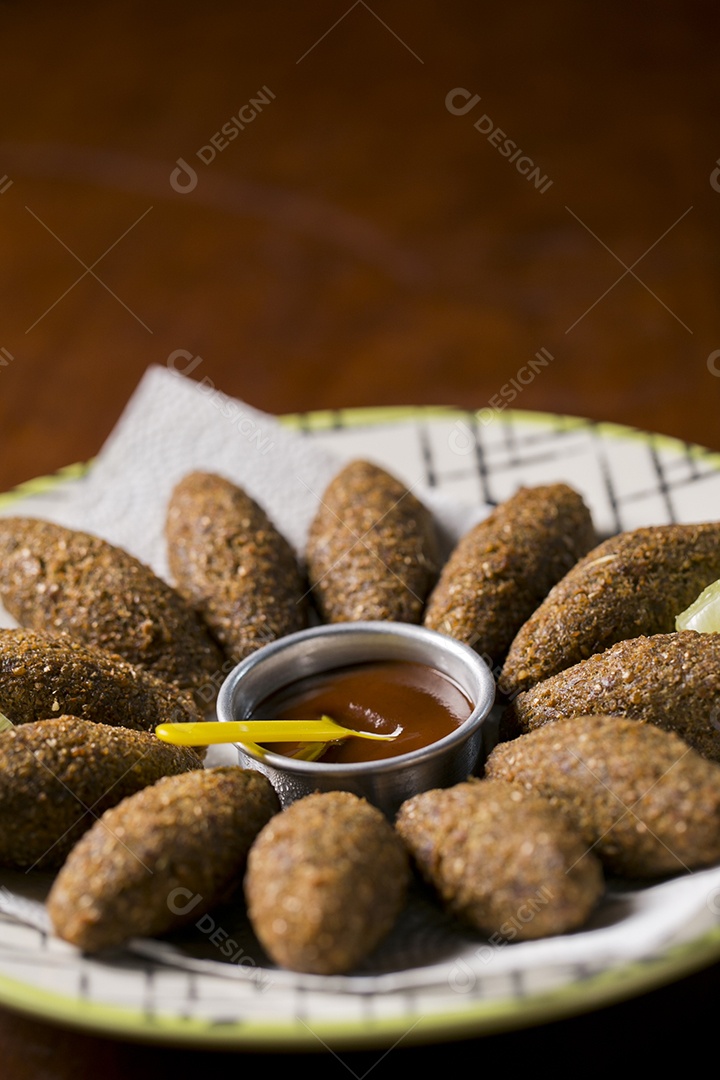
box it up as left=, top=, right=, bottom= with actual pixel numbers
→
left=1, top=405, right=720, bottom=1050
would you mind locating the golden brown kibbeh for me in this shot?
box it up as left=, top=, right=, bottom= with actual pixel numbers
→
left=424, top=483, right=596, bottom=662
left=395, top=780, right=603, bottom=939
left=245, top=790, right=410, bottom=974
left=306, top=460, right=440, bottom=624
left=0, top=517, right=224, bottom=702
left=165, top=471, right=307, bottom=663
left=500, top=631, right=720, bottom=761
left=47, top=767, right=279, bottom=953
left=0, top=628, right=203, bottom=731
left=500, top=522, right=720, bottom=695
left=485, top=715, right=720, bottom=878
left=0, top=716, right=203, bottom=871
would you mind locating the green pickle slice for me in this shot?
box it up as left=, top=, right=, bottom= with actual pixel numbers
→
left=676, top=578, right=720, bottom=632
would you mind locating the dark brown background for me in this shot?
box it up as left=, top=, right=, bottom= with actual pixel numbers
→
left=1, top=1, right=719, bottom=1074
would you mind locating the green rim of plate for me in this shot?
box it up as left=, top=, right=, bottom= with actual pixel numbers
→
left=0, top=461, right=89, bottom=510
left=0, top=404, right=719, bottom=1049
left=0, top=924, right=719, bottom=1049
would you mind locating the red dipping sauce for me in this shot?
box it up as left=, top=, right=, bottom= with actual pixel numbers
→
left=252, top=659, right=473, bottom=763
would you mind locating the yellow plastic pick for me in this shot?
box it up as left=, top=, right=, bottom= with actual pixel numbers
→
left=155, top=716, right=401, bottom=747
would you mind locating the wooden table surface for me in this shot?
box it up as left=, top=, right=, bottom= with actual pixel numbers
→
left=1, top=1, right=720, bottom=1073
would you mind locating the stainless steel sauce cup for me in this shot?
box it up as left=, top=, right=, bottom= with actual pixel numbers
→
left=216, top=621, right=496, bottom=818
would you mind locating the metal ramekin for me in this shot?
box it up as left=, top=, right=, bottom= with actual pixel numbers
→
left=216, top=622, right=495, bottom=818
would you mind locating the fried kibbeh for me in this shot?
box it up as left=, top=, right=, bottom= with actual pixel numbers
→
left=0, top=517, right=224, bottom=702
left=245, top=790, right=410, bottom=974
left=0, top=628, right=203, bottom=731
left=485, top=715, right=720, bottom=878
left=395, top=779, right=603, bottom=939
left=424, top=483, right=596, bottom=661
left=500, top=631, right=720, bottom=761
left=306, top=460, right=440, bottom=624
left=500, top=522, right=720, bottom=695
left=47, top=767, right=279, bottom=953
left=165, top=471, right=307, bottom=662
left=0, top=716, right=203, bottom=871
